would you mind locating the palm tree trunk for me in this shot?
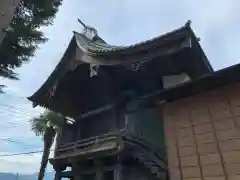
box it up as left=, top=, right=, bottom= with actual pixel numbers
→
left=38, top=145, right=51, bottom=180
left=38, top=126, right=56, bottom=180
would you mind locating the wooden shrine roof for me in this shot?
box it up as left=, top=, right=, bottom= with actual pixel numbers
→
left=28, top=20, right=213, bottom=112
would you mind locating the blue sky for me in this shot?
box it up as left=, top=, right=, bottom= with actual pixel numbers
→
left=0, top=0, right=240, bottom=174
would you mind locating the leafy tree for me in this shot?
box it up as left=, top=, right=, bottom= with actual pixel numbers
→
left=30, top=110, right=65, bottom=180
left=0, top=0, right=62, bottom=92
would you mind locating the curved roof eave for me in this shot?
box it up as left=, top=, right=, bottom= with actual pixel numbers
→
left=187, top=27, right=213, bottom=72
left=28, top=36, right=77, bottom=104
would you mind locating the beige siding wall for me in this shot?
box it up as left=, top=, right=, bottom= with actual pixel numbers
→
left=163, top=82, right=240, bottom=180
left=0, top=0, right=20, bottom=45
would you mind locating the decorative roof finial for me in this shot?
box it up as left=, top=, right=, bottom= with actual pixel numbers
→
left=77, top=18, right=98, bottom=40
left=185, top=20, right=192, bottom=27
left=78, top=18, right=87, bottom=29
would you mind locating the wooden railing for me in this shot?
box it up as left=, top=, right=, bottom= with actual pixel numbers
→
left=54, top=128, right=166, bottom=163
left=55, top=130, right=125, bottom=159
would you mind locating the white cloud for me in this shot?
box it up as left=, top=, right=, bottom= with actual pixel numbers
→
left=0, top=143, right=55, bottom=174
left=0, top=152, right=43, bottom=174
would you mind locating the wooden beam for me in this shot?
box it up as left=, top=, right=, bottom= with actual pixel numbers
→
left=63, top=165, right=116, bottom=177
left=59, top=171, right=73, bottom=178
left=74, top=90, right=135, bottom=120
left=76, top=102, right=117, bottom=120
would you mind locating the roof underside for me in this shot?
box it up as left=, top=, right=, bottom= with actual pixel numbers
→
left=28, top=21, right=213, bottom=113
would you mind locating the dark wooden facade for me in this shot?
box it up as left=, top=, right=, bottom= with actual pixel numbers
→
left=53, top=105, right=167, bottom=179
left=28, top=21, right=213, bottom=180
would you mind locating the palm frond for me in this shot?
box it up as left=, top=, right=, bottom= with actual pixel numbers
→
left=29, top=110, right=65, bottom=139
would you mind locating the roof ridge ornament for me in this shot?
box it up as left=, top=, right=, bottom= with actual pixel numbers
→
left=185, top=20, right=192, bottom=27
left=90, top=64, right=99, bottom=77
left=78, top=18, right=98, bottom=40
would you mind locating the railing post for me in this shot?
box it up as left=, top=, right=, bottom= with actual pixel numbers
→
left=95, top=136, right=99, bottom=144
left=73, top=139, right=77, bottom=152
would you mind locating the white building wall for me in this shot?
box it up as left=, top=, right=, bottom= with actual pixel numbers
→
left=162, top=73, right=190, bottom=89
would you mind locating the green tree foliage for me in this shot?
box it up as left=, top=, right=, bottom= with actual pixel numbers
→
left=0, top=0, right=62, bottom=91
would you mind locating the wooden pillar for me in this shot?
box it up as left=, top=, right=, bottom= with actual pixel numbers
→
left=54, top=171, right=61, bottom=180
left=95, top=160, right=103, bottom=180
left=114, top=157, right=122, bottom=180
left=73, top=174, right=81, bottom=180
left=72, top=164, right=81, bottom=180
left=114, top=165, right=122, bottom=180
